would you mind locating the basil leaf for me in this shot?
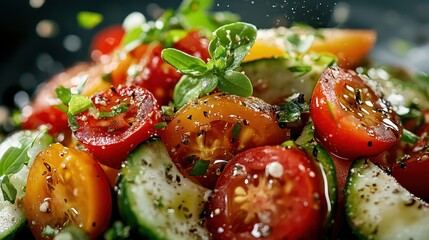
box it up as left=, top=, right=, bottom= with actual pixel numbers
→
left=173, top=75, right=218, bottom=109
left=1, top=176, right=17, bottom=204
left=55, top=86, right=72, bottom=105
left=0, top=130, right=51, bottom=176
left=190, top=159, right=210, bottom=176
left=0, top=138, right=33, bottom=176
left=77, top=11, right=103, bottom=29
left=217, top=70, right=253, bottom=97
left=209, top=22, right=257, bottom=70
left=162, top=48, right=208, bottom=76
left=68, top=95, right=93, bottom=115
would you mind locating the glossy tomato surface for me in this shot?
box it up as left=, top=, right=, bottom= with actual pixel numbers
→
left=310, top=67, right=402, bottom=160
left=73, top=85, right=161, bottom=169
left=24, top=143, right=112, bottom=239
left=206, top=145, right=327, bottom=239
left=160, top=93, right=290, bottom=189
left=392, top=119, right=429, bottom=200
left=90, top=24, right=125, bottom=61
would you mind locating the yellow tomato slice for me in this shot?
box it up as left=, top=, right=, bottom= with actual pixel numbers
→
left=309, top=29, right=377, bottom=68
left=244, top=28, right=377, bottom=69
left=24, top=143, right=112, bottom=239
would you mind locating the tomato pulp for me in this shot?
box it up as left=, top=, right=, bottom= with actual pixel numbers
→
left=206, top=145, right=327, bottom=239
left=310, top=67, right=402, bottom=160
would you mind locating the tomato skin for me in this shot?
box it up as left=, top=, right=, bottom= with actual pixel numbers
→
left=309, top=29, right=377, bottom=69
left=310, top=67, right=402, bottom=160
left=73, top=85, right=161, bottom=169
left=173, top=30, right=210, bottom=62
left=206, top=145, right=327, bottom=240
left=90, top=24, right=125, bottom=61
left=24, top=143, right=112, bottom=239
left=392, top=121, right=429, bottom=200
left=160, top=93, right=290, bottom=189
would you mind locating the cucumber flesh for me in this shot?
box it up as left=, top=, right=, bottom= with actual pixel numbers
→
left=118, top=138, right=211, bottom=240
left=0, top=130, right=53, bottom=239
left=345, top=159, right=429, bottom=239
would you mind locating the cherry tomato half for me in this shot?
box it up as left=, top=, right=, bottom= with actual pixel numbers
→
left=160, top=93, right=290, bottom=189
left=392, top=121, right=429, bottom=200
left=90, top=24, right=125, bottom=61
left=310, top=67, right=402, bottom=160
left=206, top=145, right=327, bottom=239
left=24, top=143, right=112, bottom=239
left=73, top=85, right=161, bottom=169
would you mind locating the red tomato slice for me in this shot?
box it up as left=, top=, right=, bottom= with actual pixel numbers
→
left=90, top=24, right=125, bottom=61
left=173, top=30, right=210, bottom=62
left=206, top=145, right=327, bottom=239
left=24, top=143, right=112, bottom=239
left=160, top=93, right=290, bottom=189
left=310, top=67, right=402, bottom=160
left=73, top=85, right=161, bottom=169
left=392, top=123, right=429, bottom=200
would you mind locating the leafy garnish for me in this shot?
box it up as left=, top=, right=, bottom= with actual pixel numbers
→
left=0, top=132, right=40, bottom=176
left=55, top=85, right=130, bottom=131
left=1, top=176, right=17, bottom=203
left=276, top=93, right=309, bottom=128
left=190, top=159, right=210, bottom=176
left=401, top=128, right=420, bottom=145
left=77, top=11, right=103, bottom=29
left=230, top=122, right=242, bottom=143
left=162, top=22, right=257, bottom=109
left=104, top=221, right=132, bottom=240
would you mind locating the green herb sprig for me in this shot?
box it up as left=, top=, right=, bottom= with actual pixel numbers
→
left=276, top=93, right=310, bottom=128
left=55, top=85, right=128, bottom=131
left=162, top=22, right=257, bottom=109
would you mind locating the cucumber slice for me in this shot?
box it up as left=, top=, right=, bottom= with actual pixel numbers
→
left=117, top=138, right=211, bottom=240
left=345, top=159, right=429, bottom=239
left=0, top=130, right=53, bottom=239
left=241, top=53, right=335, bottom=104
left=295, top=122, right=337, bottom=230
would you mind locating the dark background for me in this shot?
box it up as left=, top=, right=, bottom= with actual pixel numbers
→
left=1, top=0, right=428, bottom=109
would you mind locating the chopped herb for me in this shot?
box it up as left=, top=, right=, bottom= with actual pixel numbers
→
left=276, top=93, right=309, bottom=127
left=68, top=95, right=93, bottom=115
left=162, top=22, right=256, bottom=109
left=230, top=122, right=242, bottom=143
left=95, top=104, right=128, bottom=119
left=190, top=159, right=210, bottom=176
left=288, top=65, right=312, bottom=76
left=41, top=225, right=60, bottom=237
left=1, top=176, right=17, bottom=203
left=401, top=128, right=419, bottom=145
left=77, top=11, right=103, bottom=29
left=161, top=103, right=176, bottom=117
left=68, top=113, right=80, bottom=132
left=55, top=86, right=72, bottom=105
left=155, top=122, right=168, bottom=129
left=104, top=221, right=132, bottom=240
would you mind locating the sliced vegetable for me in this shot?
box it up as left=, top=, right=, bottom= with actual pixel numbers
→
left=0, top=130, right=53, bottom=240
left=73, top=85, right=162, bottom=169
left=160, top=92, right=290, bottom=189
left=117, top=138, right=211, bottom=240
left=241, top=53, right=336, bottom=104
left=345, top=158, right=429, bottom=239
left=206, top=145, right=328, bottom=239
left=310, top=67, right=402, bottom=159
left=24, top=143, right=112, bottom=239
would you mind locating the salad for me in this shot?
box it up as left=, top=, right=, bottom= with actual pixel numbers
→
left=1, top=0, right=429, bottom=239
